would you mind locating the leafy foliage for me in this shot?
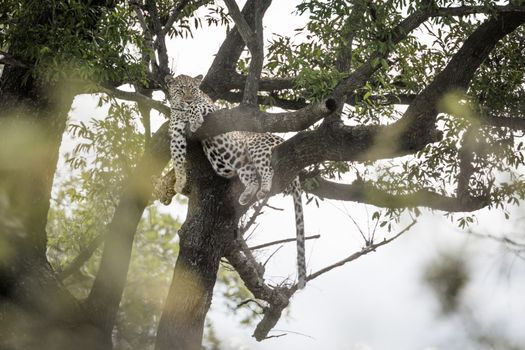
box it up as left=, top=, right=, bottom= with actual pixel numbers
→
left=47, top=101, right=181, bottom=347
left=3, top=0, right=524, bottom=347
left=262, top=0, right=525, bottom=228
left=47, top=97, right=252, bottom=347
left=0, top=0, right=146, bottom=84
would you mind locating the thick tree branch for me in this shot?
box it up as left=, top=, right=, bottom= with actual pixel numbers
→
left=223, top=0, right=267, bottom=105
left=243, top=0, right=265, bottom=106
left=201, top=0, right=272, bottom=99
left=0, top=51, right=29, bottom=68
left=216, top=84, right=415, bottom=110
left=393, top=11, right=525, bottom=150
left=85, top=123, right=171, bottom=338
left=223, top=0, right=256, bottom=47
left=147, top=0, right=168, bottom=73
left=58, top=232, right=104, bottom=281
left=436, top=5, right=525, bottom=16
left=478, top=114, right=525, bottom=130
left=225, top=241, right=294, bottom=341
left=306, top=178, right=489, bottom=212
left=194, top=98, right=337, bottom=138
left=270, top=123, right=443, bottom=194
left=268, top=11, right=525, bottom=193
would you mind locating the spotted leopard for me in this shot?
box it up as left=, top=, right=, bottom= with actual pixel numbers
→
left=152, top=170, right=176, bottom=206
left=164, top=74, right=307, bottom=288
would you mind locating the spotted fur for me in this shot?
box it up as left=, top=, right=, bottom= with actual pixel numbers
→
left=165, top=74, right=306, bottom=288
left=152, top=171, right=176, bottom=206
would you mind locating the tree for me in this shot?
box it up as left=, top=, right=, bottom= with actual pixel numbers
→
left=1, top=0, right=525, bottom=349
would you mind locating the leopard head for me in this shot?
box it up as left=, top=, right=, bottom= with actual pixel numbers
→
left=165, top=74, right=203, bottom=109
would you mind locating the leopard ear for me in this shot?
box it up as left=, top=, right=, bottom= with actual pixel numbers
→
left=193, top=74, right=203, bottom=81
left=165, top=75, right=175, bottom=84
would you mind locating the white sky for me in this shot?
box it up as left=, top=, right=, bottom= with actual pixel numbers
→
left=64, top=1, right=525, bottom=349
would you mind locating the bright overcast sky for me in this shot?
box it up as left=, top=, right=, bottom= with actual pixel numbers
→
left=64, top=1, right=525, bottom=349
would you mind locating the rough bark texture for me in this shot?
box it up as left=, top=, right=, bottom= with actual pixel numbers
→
left=155, top=139, right=240, bottom=350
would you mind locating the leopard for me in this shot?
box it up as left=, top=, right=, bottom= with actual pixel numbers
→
left=163, top=73, right=306, bottom=288
left=152, top=169, right=176, bottom=206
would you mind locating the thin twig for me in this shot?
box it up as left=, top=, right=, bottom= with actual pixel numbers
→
left=466, top=230, right=525, bottom=249
left=264, top=203, right=284, bottom=211
left=306, top=220, right=417, bottom=282
left=244, top=223, right=260, bottom=241
left=239, top=197, right=269, bottom=235
left=99, top=84, right=170, bottom=115
left=236, top=298, right=264, bottom=309
left=271, top=329, right=315, bottom=339
left=262, top=333, right=287, bottom=340
left=263, top=245, right=283, bottom=267
left=248, top=234, right=321, bottom=250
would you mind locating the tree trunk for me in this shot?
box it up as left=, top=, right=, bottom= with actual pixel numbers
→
left=0, top=63, right=93, bottom=348
left=85, top=124, right=171, bottom=344
left=155, top=138, right=240, bottom=350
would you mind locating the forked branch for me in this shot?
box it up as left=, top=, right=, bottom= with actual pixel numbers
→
left=226, top=220, right=416, bottom=341
left=248, top=234, right=321, bottom=250
left=225, top=240, right=294, bottom=341
left=223, top=0, right=267, bottom=105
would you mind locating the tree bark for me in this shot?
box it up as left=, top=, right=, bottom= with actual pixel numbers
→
left=0, top=62, right=92, bottom=349
left=0, top=2, right=120, bottom=348
left=155, top=138, right=241, bottom=350
left=84, top=124, right=171, bottom=344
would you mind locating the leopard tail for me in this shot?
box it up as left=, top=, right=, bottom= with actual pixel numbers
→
left=291, top=177, right=306, bottom=289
